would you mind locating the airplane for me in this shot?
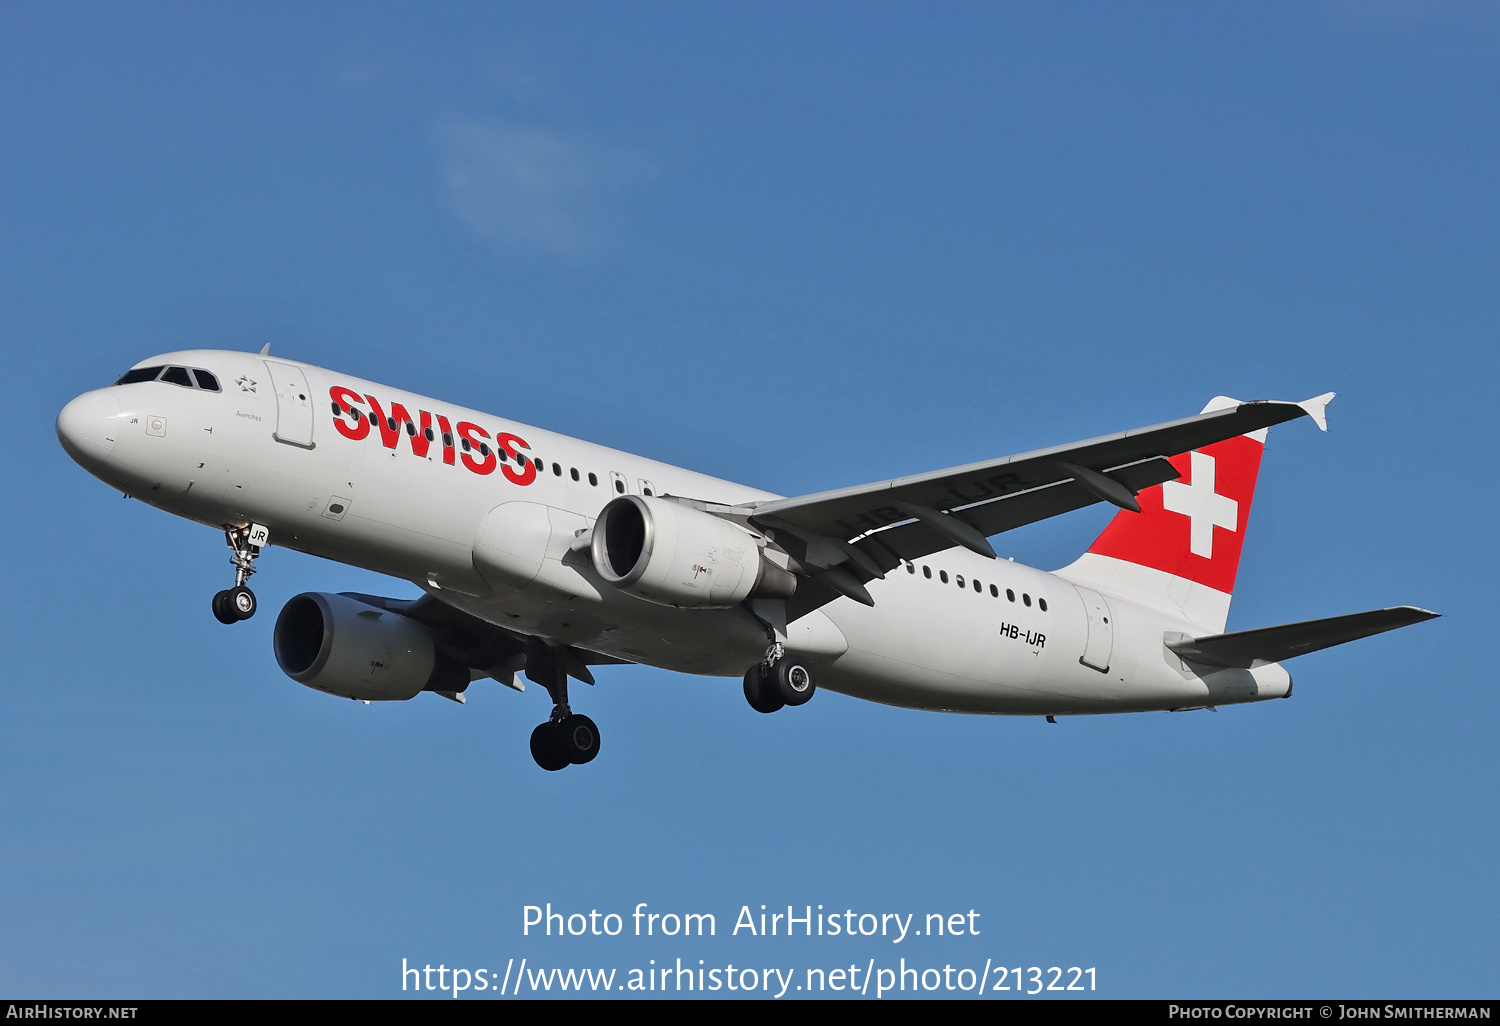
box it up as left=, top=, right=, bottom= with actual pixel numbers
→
left=56, top=348, right=1437, bottom=770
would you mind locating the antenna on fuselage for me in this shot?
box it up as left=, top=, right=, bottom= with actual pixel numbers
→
left=258, top=343, right=271, bottom=355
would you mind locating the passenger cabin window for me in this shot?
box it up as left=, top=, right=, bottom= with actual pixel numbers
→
left=1038, top=598, right=1048, bottom=612
left=570, top=468, right=580, bottom=481
left=588, top=473, right=598, bottom=487
left=922, top=566, right=932, bottom=579
left=939, top=571, right=949, bottom=584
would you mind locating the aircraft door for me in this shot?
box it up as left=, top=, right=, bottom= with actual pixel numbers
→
left=1073, top=584, right=1114, bottom=673
left=264, top=361, right=315, bottom=449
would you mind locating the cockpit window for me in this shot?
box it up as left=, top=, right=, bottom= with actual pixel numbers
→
left=114, top=365, right=223, bottom=392
left=115, top=366, right=165, bottom=385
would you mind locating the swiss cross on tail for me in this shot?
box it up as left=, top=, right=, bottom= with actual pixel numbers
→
left=1162, top=451, right=1239, bottom=558
left=1089, top=434, right=1263, bottom=593
left=1085, top=394, right=1331, bottom=596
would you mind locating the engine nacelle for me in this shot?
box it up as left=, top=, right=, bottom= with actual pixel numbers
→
left=273, top=592, right=465, bottom=701
left=591, top=495, right=793, bottom=608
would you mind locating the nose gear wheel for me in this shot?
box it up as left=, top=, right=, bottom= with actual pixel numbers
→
left=211, top=585, right=257, bottom=624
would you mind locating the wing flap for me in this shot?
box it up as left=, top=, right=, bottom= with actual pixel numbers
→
left=1167, top=606, right=1439, bottom=669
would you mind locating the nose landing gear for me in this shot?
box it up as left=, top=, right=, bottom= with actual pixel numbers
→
left=212, top=524, right=267, bottom=624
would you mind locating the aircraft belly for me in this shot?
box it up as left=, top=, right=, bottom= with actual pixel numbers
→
left=573, top=612, right=766, bottom=676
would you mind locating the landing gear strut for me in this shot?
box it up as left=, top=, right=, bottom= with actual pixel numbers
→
left=526, top=642, right=600, bottom=771
left=212, top=524, right=266, bottom=624
left=743, top=642, right=817, bottom=714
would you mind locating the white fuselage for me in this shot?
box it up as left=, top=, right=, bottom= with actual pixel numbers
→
left=58, top=350, right=1290, bottom=716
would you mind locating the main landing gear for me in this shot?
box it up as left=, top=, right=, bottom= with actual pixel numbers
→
left=743, top=642, right=817, bottom=714
left=530, top=714, right=601, bottom=772
left=212, top=524, right=266, bottom=625
left=526, top=643, right=600, bottom=772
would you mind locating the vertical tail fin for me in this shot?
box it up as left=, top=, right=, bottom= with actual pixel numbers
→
left=1058, top=395, right=1330, bottom=634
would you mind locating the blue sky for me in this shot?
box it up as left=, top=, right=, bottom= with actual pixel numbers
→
left=2, top=2, right=1495, bottom=998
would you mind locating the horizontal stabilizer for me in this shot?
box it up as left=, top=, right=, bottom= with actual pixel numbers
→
left=1167, top=606, right=1438, bottom=668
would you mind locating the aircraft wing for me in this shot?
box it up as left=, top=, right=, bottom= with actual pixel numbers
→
left=345, top=592, right=630, bottom=690
left=747, top=395, right=1333, bottom=618
left=1166, top=606, right=1439, bottom=669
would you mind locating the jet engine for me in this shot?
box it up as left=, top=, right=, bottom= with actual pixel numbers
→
left=273, top=592, right=467, bottom=701
left=591, top=494, right=794, bottom=608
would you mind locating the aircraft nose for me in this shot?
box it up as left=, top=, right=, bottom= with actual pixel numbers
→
left=57, top=389, right=123, bottom=466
